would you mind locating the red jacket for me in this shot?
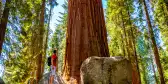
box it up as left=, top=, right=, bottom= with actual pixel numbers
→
left=51, top=54, right=57, bottom=66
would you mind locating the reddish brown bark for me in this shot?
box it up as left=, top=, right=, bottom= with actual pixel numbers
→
left=119, top=0, right=141, bottom=83
left=63, top=0, right=109, bottom=83
left=120, top=9, right=140, bottom=84
left=127, top=4, right=141, bottom=83
left=36, top=0, right=45, bottom=82
left=142, top=0, right=165, bottom=83
left=0, top=0, right=11, bottom=56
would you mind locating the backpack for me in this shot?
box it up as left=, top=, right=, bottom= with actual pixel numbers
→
left=47, top=56, right=51, bottom=66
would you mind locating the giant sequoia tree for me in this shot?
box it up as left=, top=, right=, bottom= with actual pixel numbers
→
left=63, top=0, right=109, bottom=83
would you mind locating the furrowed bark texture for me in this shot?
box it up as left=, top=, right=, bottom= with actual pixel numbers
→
left=63, top=0, right=109, bottom=83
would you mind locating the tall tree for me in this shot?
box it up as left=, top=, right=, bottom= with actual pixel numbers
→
left=106, top=0, right=141, bottom=83
left=142, top=0, right=165, bottom=83
left=0, top=0, right=11, bottom=56
left=36, top=0, right=45, bottom=82
left=63, top=0, right=109, bottom=83
left=126, top=1, right=141, bottom=83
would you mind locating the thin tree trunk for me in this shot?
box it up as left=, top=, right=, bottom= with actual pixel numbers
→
left=142, top=0, right=165, bottom=83
left=120, top=10, right=140, bottom=84
left=41, top=0, right=53, bottom=76
left=150, top=54, right=159, bottom=84
left=36, top=0, right=45, bottom=82
left=127, top=2, right=141, bottom=83
left=145, top=32, right=159, bottom=83
left=63, top=0, right=109, bottom=83
left=120, top=11, right=130, bottom=59
left=30, top=25, right=37, bottom=83
left=121, top=34, right=126, bottom=56
left=130, top=26, right=141, bottom=84
left=139, top=55, right=148, bottom=84
left=130, top=29, right=141, bottom=84
left=0, top=0, right=11, bottom=56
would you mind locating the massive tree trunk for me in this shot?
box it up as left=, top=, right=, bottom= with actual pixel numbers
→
left=142, top=0, right=165, bottom=83
left=63, top=0, right=109, bottom=83
left=36, top=0, right=45, bottom=82
left=0, top=0, right=11, bottom=56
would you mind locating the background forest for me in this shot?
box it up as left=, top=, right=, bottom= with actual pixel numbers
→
left=0, top=0, right=168, bottom=84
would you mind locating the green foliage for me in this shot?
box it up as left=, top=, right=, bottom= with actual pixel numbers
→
left=106, top=0, right=136, bottom=57
left=154, top=0, right=168, bottom=50
left=106, top=0, right=125, bottom=56
left=160, top=48, right=168, bottom=82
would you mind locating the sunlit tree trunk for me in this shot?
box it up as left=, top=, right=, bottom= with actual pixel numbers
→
left=120, top=11, right=130, bottom=59
left=0, top=0, right=11, bottom=56
left=120, top=9, right=140, bottom=84
left=142, top=0, right=165, bottom=83
left=130, top=27, right=141, bottom=84
left=121, top=34, right=126, bottom=56
left=63, top=0, right=109, bottom=83
left=41, top=0, right=53, bottom=76
left=150, top=54, right=158, bottom=84
left=36, top=0, right=45, bottom=82
left=146, top=32, right=158, bottom=83
left=127, top=3, right=141, bottom=83
left=139, top=55, right=148, bottom=84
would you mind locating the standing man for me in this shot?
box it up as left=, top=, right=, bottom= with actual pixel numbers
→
left=49, top=49, right=57, bottom=84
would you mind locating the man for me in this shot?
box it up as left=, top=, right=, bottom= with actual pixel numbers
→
left=49, top=49, right=57, bottom=84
